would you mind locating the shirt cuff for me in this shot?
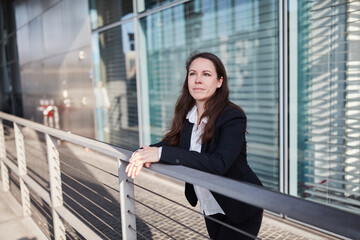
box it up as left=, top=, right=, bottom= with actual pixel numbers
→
left=158, top=146, right=163, bottom=160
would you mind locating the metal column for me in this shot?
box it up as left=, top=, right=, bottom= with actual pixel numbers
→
left=14, top=122, right=31, bottom=217
left=118, top=158, right=136, bottom=240
left=46, top=134, right=65, bottom=240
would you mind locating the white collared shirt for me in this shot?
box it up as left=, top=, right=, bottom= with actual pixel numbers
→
left=186, top=105, right=225, bottom=216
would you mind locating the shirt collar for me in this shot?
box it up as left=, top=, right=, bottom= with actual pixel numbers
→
left=186, top=105, right=208, bottom=124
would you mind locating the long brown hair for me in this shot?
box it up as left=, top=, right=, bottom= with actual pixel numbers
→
left=163, top=52, right=232, bottom=146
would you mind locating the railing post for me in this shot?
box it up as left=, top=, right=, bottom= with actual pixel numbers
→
left=46, top=133, right=65, bottom=240
left=0, top=119, right=10, bottom=192
left=14, top=123, right=31, bottom=217
left=118, top=158, right=136, bottom=240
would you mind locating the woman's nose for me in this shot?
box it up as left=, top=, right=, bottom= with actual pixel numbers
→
left=195, top=75, right=202, bottom=83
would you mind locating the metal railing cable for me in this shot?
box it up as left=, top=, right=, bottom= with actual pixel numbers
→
left=30, top=199, right=53, bottom=228
left=128, top=225, right=150, bottom=240
left=5, top=149, right=17, bottom=164
left=62, top=193, right=118, bottom=240
left=30, top=194, right=53, bottom=222
left=57, top=149, right=121, bottom=204
left=61, top=177, right=121, bottom=221
left=127, top=194, right=211, bottom=239
left=23, top=141, right=48, bottom=157
left=129, top=180, right=260, bottom=239
left=62, top=187, right=122, bottom=232
left=63, top=221, right=79, bottom=240
left=28, top=199, right=54, bottom=240
left=60, top=161, right=120, bottom=199
left=128, top=210, right=177, bottom=240
left=22, top=143, right=50, bottom=189
left=31, top=211, right=54, bottom=240
left=57, top=147, right=118, bottom=177
left=65, top=231, right=75, bottom=240
left=60, top=169, right=119, bottom=205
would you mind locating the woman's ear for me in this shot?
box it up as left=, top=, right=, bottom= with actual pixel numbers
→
left=217, top=77, right=224, bottom=88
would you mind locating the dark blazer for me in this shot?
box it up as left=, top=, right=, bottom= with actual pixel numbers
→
left=152, top=104, right=263, bottom=223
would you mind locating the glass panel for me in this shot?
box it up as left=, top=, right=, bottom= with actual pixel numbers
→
left=89, top=0, right=133, bottom=30
left=139, top=0, right=279, bottom=190
left=137, top=0, right=176, bottom=13
left=289, top=0, right=360, bottom=213
left=93, top=23, right=139, bottom=150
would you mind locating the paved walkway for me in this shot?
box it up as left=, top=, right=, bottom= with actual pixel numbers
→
left=0, top=187, right=47, bottom=240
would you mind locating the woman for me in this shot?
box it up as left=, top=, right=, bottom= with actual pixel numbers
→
left=126, top=52, right=263, bottom=239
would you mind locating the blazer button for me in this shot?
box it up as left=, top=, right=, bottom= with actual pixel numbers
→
left=175, top=159, right=180, bottom=164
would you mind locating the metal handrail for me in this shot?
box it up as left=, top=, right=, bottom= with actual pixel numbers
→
left=0, top=111, right=359, bottom=239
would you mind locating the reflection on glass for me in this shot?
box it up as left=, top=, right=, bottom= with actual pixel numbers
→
left=94, top=81, right=111, bottom=141
left=92, top=23, right=139, bottom=150
left=289, top=0, right=360, bottom=213
left=137, top=0, right=176, bottom=13
left=89, top=0, right=133, bottom=30
left=139, top=0, right=279, bottom=190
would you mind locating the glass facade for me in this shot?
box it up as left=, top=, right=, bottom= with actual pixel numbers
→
left=289, top=0, right=360, bottom=214
left=138, top=0, right=280, bottom=189
left=88, top=1, right=360, bottom=214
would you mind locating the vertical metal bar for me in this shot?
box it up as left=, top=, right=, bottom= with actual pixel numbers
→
left=14, top=122, right=31, bottom=216
left=0, top=119, right=5, bottom=159
left=0, top=161, right=9, bottom=192
left=279, top=0, right=289, bottom=195
left=46, top=134, right=65, bottom=240
left=0, top=119, right=10, bottom=192
left=19, top=178, right=31, bottom=216
left=52, top=208, right=65, bottom=240
left=133, top=0, right=144, bottom=147
left=118, top=158, right=136, bottom=240
left=288, top=0, right=298, bottom=197
left=14, top=123, right=26, bottom=176
left=283, top=0, right=289, bottom=195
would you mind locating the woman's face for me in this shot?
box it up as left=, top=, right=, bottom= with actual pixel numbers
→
left=187, top=57, right=223, bottom=105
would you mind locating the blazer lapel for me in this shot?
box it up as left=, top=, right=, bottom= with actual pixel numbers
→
left=179, top=120, right=192, bottom=150
left=180, top=119, right=208, bottom=152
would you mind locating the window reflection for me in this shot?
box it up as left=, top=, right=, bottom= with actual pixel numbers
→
left=289, top=0, right=360, bottom=214
left=92, top=23, right=139, bottom=150
left=89, top=0, right=133, bottom=30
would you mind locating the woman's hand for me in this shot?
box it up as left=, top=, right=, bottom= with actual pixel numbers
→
left=125, top=146, right=159, bottom=179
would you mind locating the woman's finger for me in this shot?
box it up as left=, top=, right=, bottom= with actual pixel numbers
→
left=134, top=160, right=145, bottom=167
left=127, top=162, right=137, bottom=178
left=130, top=163, right=137, bottom=178
left=126, top=163, right=133, bottom=177
left=125, top=163, right=131, bottom=173
left=134, top=164, right=143, bottom=177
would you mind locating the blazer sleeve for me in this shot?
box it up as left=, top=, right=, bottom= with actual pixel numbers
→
left=150, top=140, right=168, bottom=148
left=159, top=108, right=247, bottom=175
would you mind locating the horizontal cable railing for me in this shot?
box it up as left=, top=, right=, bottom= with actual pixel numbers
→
left=0, top=111, right=360, bottom=240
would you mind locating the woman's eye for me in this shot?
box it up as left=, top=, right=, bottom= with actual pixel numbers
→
left=204, top=73, right=210, bottom=76
left=189, top=72, right=195, bottom=76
